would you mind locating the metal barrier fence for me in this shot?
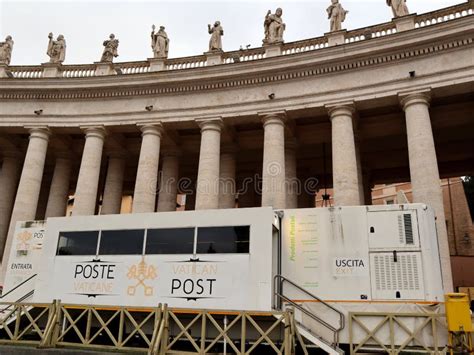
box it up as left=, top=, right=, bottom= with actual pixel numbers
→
left=0, top=301, right=52, bottom=346
left=0, top=300, right=301, bottom=354
left=349, top=311, right=448, bottom=354
left=164, top=309, right=296, bottom=354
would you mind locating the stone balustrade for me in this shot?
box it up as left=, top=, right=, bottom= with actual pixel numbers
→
left=7, top=66, right=43, bottom=78
left=344, top=22, right=397, bottom=44
left=166, top=55, right=208, bottom=70
left=222, top=47, right=266, bottom=63
left=61, top=64, right=96, bottom=78
left=281, top=37, right=328, bottom=55
left=415, top=1, right=473, bottom=28
left=115, top=61, right=150, bottom=74
left=1, top=1, right=472, bottom=80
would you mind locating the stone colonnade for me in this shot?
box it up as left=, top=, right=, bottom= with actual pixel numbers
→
left=0, top=90, right=452, bottom=290
left=400, top=91, right=453, bottom=290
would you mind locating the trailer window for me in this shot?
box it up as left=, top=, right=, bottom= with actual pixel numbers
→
left=145, top=228, right=194, bottom=254
left=196, top=226, right=250, bottom=254
left=57, top=231, right=99, bottom=255
left=99, top=229, right=144, bottom=255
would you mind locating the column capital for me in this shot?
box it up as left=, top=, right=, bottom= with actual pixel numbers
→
left=325, top=101, right=355, bottom=119
left=259, top=110, right=286, bottom=127
left=399, top=90, right=431, bottom=111
left=26, top=126, right=51, bottom=141
left=139, top=123, right=164, bottom=137
left=196, top=117, right=223, bottom=132
left=80, top=126, right=107, bottom=140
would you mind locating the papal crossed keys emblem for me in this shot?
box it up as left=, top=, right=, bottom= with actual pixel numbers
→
left=16, top=230, right=32, bottom=252
left=127, top=257, right=157, bottom=296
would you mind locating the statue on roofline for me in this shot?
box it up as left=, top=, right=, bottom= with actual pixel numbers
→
left=101, top=34, right=119, bottom=63
left=47, top=33, right=66, bottom=64
left=0, top=35, right=14, bottom=65
left=263, top=8, right=286, bottom=45
left=327, top=0, right=348, bottom=32
left=208, top=21, right=223, bottom=52
left=151, top=25, right=169, bottom=59
left=387, top=0, right=409, bottom=18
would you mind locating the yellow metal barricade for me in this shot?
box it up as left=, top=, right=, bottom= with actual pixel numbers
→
left=445, top=293, right=473, bottom=354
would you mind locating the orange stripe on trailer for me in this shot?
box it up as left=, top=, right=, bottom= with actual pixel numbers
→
left=289, top=299, right=443, bottom=304
left=62, top=305, right=281, bottom=317
left=168, top=309, right=279, bottom=316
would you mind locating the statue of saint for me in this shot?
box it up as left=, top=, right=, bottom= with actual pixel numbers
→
left=263, top=8, right=286, bottom=45
left=101, top=34, right=119, bottom=63
left=208, top=21, right=223, bottom=52
left=387, top=0, right=409, bottom=18
left=0, top=35, right=14, bottom=65
left=327, top=0, right=348, bottom=32
left=151, top=25, right=169, bottom=59
left=46, top=33, right=66, bottom=64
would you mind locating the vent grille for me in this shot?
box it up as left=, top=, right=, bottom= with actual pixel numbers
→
left=397, top=215, right=404, bottom=244
left=403, top=214, right=414, bottom=244
left=374, top=254, right=420, bottom=291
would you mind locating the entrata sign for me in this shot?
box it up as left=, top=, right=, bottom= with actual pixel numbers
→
left=2, top=221, right=45, bottom=297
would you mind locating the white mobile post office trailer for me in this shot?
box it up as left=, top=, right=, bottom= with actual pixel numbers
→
left=1, top=204, right=446, bottom=348
left=32, top=207, right=277, bottom=310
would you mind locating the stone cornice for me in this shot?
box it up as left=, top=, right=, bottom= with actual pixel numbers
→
left=0, top=16, right=472, bottom=101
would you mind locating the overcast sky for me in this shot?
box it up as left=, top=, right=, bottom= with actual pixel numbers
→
left=0, top=0, right=458, bottom=65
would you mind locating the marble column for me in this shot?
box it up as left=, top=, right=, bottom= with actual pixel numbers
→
left=218, top=146, right=237, bottom=209
left=261, top=112, right=286, bottom=209
left=157, top=149, right=180, bottom=212
left=285, top=139, right=298, bottom=209
left=1, top=127, right=50, bottom=266
left=72, top=127, right=106, bottom=216
left=327, top=103, right=361, bottom=206
left=45, top=156, right=72, bottom=218
left=195, top=118, right=223, bottom=210
left=101, top=155, right=125, bottom=215
left=400, top=91, right=453, bottom=292
left=132, top=124, right=163, bottom=213
left=0, top=153, right=22, bottom=257
left=354, top=128, right=365, bottom=205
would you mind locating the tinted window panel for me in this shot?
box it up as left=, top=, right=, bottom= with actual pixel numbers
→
left=99, top=229, right=144, bottom=255
left=57, top=231, right=99, bottom=255
left=196, top=226, right=250, bottom=254
left=146, top=228, right=195, bottom=254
